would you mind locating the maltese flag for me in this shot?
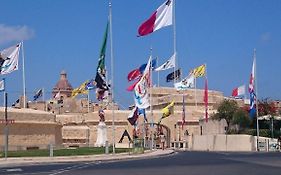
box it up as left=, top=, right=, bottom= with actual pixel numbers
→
left=232, top=85, right=245, bottom=97
left=138, top=0, right=173, bottom=36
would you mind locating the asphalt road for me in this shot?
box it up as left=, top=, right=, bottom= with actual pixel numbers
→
left=1, top=151, right=281, bottom=175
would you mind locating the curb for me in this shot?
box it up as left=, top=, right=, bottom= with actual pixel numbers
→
left=0, top=149, right=175, bottom=167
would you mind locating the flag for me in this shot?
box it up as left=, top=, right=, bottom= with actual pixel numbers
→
left=248, top=57, right=255, bottom=93
left=155, top=53, right=175, bottom=71
left=249, top=91, right=256, bottom=117
left=161, top=101, right=174, bottom=118
left=0, top=43, right=21, bottom=75
left=85, top=79, right=96, bottom=90
left=127, top=79, right=140, bottom=91
left=191, top=64, right=206, bottom=78
left=54, top=91, right=61, bottom=99
left=249, top=55, right=256, bottom=117
left=166, top=69, right=181, bottom=82
left=174, top=73, right=195, bottom=90
left=96, top=88, right=109, bottom=101
left=0, top=78, right=5, bottom=92
left=33, top=88, right=43, bottom=101
left=95, top=21, right=109, bottom=95
left=138, top=108, right=148, bottom=122
left=182, top=95, right=186, bottom=129
left=127, top=68, right=141, bottom=81
left=95, top=72, right=109, bottom=90
left=12, top=98, right=19, bottom=107
left=127, top=107, right=139, bottom=126
left=204, top=79, right=208, bottom=122
left=127, top=59, right=156, bottom=82
left=232, top=85, right=245, bottom=97
left=134, top=56, right=151, bottom=109
left=138, top=0, right=173, bottom=36
left=71, top=81, right=89, bottom=97
left=97, top=21, right=108, bottom=75
left=139, top=58, right=157, bottom=73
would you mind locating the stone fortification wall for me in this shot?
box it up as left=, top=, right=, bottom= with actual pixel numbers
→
left=0, top=108, right=62, bottom=151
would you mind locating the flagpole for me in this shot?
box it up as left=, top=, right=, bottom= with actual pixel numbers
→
left=21, top=41, right=26, bottom=108
left=109, top=1, right=116, bottom=154
left=87, top=91, right=90, bottom=113
left=3, top=78, right=5, bottom=107
left=205, top=63, right=208, bottom=122
left=173, top=0, right=177, bottom=85
left=150, top=47, right=154, bottom=150
left=195, top=78, right=197, bottom=108
left=157, top=56, right=160, bottom=87
left=254, top=49, right=260, bottom=151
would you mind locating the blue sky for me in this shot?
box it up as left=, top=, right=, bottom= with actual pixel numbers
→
left=1, top=0, right=281, bottom=108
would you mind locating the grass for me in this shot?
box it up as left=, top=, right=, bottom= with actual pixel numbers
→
left=0, top=147, right=132, bottom=158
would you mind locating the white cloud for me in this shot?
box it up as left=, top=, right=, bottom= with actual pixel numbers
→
left=0, top=24, right=34, bottom=45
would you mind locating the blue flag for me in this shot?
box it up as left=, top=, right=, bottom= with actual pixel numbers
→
left=33, top=89, right=43, bottom=101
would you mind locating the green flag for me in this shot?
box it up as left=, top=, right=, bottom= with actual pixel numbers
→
left=97, top=21, right=109, bottom=75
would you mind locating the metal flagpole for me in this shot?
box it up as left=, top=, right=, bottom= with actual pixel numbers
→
left=150, top=48, right=154, bottom=150
left=173, top=0, right=177, bottom=85
left=109, top=1, right=116, bottom=154
left=87, top=91, right=90, bottom=113
left=21, top=41, right=26, bottom=108
left=205, top=63, right=208, bottom=122
left=157, top=56, right=160, bottom=87
left=4, top=92, right=8, bottom=159
left=195, top=78, right=197, bottom=108
left=254, top=49, right=260, bottom=151
left=3, top=78, right=5, bottom=107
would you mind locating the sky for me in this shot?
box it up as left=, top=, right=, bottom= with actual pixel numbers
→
left=0, top=0, right=281, bottom=108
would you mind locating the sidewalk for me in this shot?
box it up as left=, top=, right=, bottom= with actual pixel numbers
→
left=0, top=149, right=174, bottom=167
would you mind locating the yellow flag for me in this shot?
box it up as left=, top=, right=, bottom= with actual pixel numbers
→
left=161, top=101, right=175, bottom=118
left=191, top=64, right=206, bottom=78
left=71, top=80, right=89, bottom=97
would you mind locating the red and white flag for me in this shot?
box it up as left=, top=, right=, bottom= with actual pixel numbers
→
left=232, top=85, right=245, bottom=97
left=138, top=0, right=173, bottom=36
left=249, top=56, right=255, bottom=93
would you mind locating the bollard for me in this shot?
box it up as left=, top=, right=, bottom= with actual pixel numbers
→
left=49, top=144, right=54, bottom=157
left=105, top=141, right=109, bottom=154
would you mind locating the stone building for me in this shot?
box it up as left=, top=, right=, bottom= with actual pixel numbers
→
left=52, top=70, right=73, bottom=98
left=3, top=70, right=274, bottom=151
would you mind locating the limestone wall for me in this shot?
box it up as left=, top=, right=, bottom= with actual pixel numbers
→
left=190, top=134, right=257, bottom=151
left=0, top=108, right=62, bottom=151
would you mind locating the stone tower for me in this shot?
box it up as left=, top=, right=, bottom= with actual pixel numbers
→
left=52, top=70, right=73, bottom=98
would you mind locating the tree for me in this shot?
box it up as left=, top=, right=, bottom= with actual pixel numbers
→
left=258, top=98, right=277, bottom=116
left=232, top=109, right=251, bottom=132
left=212, top=99, right=238, bottom=127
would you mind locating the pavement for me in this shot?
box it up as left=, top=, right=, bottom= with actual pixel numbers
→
left=0, top=149, right=175, bottom=167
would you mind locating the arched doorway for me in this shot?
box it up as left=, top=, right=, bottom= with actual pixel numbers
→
left=138, top=123, right=171, bottom=148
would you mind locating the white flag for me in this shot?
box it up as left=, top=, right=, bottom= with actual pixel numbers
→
left=0, top=43, right=21, bottom=75
left=134, top=56, right=151, bottom=109
left=0, top=79, right=5, bottom=91
left=155, top=53, right=176, bottom=71
left=174, top=73, right=195, bottom=90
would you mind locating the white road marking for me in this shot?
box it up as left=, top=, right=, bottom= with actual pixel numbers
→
left=6, top=168, right=23, bottom=172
